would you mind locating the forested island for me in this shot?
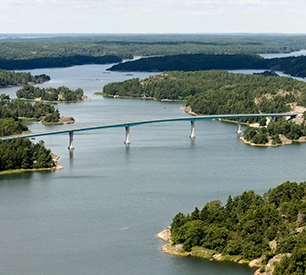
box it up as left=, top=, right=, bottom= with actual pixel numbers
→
left=159, top=181, right=306, bottom=275
left=99, top=70, right=306, bottom=146
left=0, top=138, right=59, bottom=173
left=16, top=85, right=87, bottom=102
left=107, top=53, right=306, bottom=79
left=0, top=94, right=73, bottom=137
left=0, top=70, right=50, bottom=88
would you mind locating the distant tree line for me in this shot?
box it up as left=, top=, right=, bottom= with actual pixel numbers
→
left=16, top=85, right=84, bottom=102
left=1, top=34, right=306, bottom=62
left=0, top=55, right=122, bottom=70
left=108, top=54, right=266, bottom=72
left=107, top=54, right=306, bottom=79
left=170, top=181, right=306, bottom=273
left=0, top=70, right=50, bottom=87
left=0, top=138, right=55, bottom=171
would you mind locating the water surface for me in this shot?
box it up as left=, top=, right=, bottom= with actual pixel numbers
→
left=1, top=64, right=306, bottom=275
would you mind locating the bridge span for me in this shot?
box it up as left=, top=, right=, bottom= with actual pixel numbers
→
left=1, top=113, right=297, bottom=149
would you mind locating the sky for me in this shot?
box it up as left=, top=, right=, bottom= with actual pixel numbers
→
left=0, top=0, right=305, bottom=34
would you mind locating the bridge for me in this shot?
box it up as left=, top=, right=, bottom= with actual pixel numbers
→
left=1, top=113, right=297, bottom=149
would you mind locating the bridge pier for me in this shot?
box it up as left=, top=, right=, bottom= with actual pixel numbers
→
left=124, top=126, right=131, bottom=145
left=190, top=121, right=196, bottom=139
left=68, top=131, right=74, bottom=150
left=236, top=118, right=242, bottom=135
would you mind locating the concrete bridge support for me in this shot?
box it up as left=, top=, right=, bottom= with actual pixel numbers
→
left=124, top=126, right=131, bottom=145
left=236, top=118, right=242, bottom=135
left=68, top=131, right=74, bottom=150
left=190, top=121, right=196, bottom=139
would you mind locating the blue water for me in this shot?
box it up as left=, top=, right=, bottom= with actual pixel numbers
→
left=1, top=64, right=306, bottom=275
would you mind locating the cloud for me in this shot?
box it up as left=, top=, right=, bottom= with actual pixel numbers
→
left=0, top=0, right=305, bottom=33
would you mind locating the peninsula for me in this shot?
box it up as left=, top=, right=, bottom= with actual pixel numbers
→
left=0, top=70, right=50, bottom=88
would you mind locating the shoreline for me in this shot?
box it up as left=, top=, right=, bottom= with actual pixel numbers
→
left=0, top=165, right=63, bottom=176
left=0, top=153, right=63, bottom=176
left=157, top=228, right=251, bottom=264
left=158, top=228, right=289, bottom=275
left=180, top=105, right=306, bottom=147
left=17, top=95, right=91, bottom=104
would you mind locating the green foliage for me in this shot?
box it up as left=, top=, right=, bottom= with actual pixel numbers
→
left=1, top=35, right=306, bottom=76
left=170, top=181, right=306, bottom=261
left=0, top=118, right=27, bottom=136
left=0, top=138, right=55, bottom=171
left=0, top=95, right=63, bottom=136
left=0, top=70, right=50, bottom=88
left=243, top=119, right=306, bottom=145
left=43, top=109, right=60, bottom=123
left=274, top=247, right=306, bottom=275
left=1, top=34, right=306, bottom=63
left=16, top=85, right=84, bottom=102
left=102, top=70, right=306, bottom=118
left=108, top=54, right=267, bottom=72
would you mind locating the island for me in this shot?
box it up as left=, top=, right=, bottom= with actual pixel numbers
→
left=158, top=181, right=306, bottom=275
left=16, top=85, right=90, bottom=102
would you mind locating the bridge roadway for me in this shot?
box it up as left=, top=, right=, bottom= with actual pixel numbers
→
left=1, top=113, right=297, bottom=149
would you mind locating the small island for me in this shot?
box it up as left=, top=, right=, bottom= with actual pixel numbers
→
left=16, top=85, right=90, bottom=102
left=159, top=181, right=306, bottom=275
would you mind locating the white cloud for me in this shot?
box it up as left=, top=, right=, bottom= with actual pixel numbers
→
left=0, top=0, right=305, bottom=33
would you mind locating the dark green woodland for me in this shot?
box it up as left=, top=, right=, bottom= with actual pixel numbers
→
left=170, top=181, right=306, bottom=274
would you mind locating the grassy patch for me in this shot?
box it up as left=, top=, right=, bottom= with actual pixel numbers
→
left=0, top=167, right=58, bottom=176
left=191, top=246, right=216, bottom=258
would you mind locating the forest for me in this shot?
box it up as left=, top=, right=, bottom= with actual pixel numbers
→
left=0, top=34, right=306, bottom=70
left=169, top=181, right=306, bottom=274
left=0, top=94, right=62, bottom=136
left=0, top=55, right=122, bottom=70
left=0, top=70, right=50, bottom=87
left=16, top=85, right=85, bottom=102
left=1, top=34, right=306, bottom=59
left=107, top=54, right=306, bottom=79
left=102, top=70, right=306, bottom=112
left=0, top=138, right=55, bottom=172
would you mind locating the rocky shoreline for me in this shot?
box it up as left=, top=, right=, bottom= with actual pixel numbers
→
left=180, top=105, right=306, bottom=147
left=157, top=228, right=289, bottom=275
